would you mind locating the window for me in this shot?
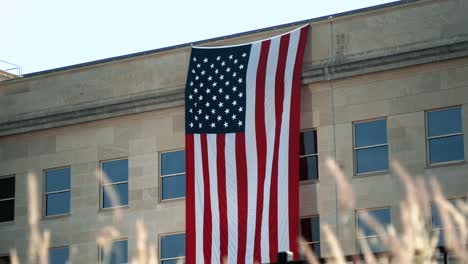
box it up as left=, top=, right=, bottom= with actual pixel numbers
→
left=353, top=119, right=389, bottom=174
left=356, top=208, right=391, bottom=253
left=44, top=167, right=71, bottom=216
left=300, top=130, right=318, bottom=181
left=0, top=255, right=10, bottom=264
left=0, top=176, right=15, bottom=222
left=160, top=233, right=185, bottom=264
left=300, top=216, right=320, bottom=257
left=426, top=107, right=464, bottom=165
left=100, top=239, right=128, bottom=264
left=432, top=197, right=466, bottom=247
left=101, top=159, right=129, bottom=208
left=160, top=150, right=186, bottom=200
left=49, top=247, right=69, bottom=264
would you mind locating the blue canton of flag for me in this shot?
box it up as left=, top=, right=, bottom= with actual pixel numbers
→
left=185, top=45, right=250, bottom=134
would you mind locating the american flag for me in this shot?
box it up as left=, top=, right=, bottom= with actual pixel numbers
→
left=185, top=25, right=309, bottom=264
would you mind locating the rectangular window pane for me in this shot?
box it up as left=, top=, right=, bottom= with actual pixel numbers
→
left=358, top=237, right=386, bottom=253
left=161, top=151, right=186, bottom=176
left=429, top=135, right=464, bottom=164
left=102, top=240, right=128, bottom=264
left=162, top=175, right=186, bottom=200
left=0, top=200, right=14, bottom=222
left=45, top=168, right=71, bottom=193
left=49, top=247, right=69, bottom=264
left=357, top=208, right=391, bottom=237
left=0, top=256, right=10, bottom=264
left=427, top=107, right=462, bottom=137
left=354, top=119, right=387, bottom=148
left=103, top=183, right=128, bottom=208
left=300, top=156, right=318, bottom=181
left=162, top=260, right=183, bottom=264
left=0, top=177, right=15, bottom=200
left=300, top=130, right=317, bottom=156
left=356, top=146, right=389, bottom=174
left=46, top=192, right=70, bottom=216
left=161, top=233, right=186, bottom=259
left=102, top=159, right=128, bottom=183
left=300, top=217, right=320, bottom=243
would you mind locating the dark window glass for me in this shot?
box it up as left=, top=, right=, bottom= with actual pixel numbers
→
left=45, top=168, right=71, bottom=193
left=300, top=130, right=318, bottom=181
left=45, top=168, right=71, bottom=216
left=354, top=119, right=388, bottom=174
left=0, top=200, right=14, bottom=222
left=102, top=159, right=128, bottom=183
left=300, top=130, right=317, bottom=156
left=0, top=177, right=15, bottom=200
left=300, top=156, right=318, bottom=181
left=427, top=107, right=464, bottom=164
left=49, top=247, right=69, bottom=264
left=357, top=208, right=391, bottom=237
left=162, top=175, right=186, bottom=200
left=427, top=108, right=462, bottom=137
left=103, top=183, right=129, bottom=208
left=432, top=198, right=466, bottom=246
left=161, top=151, right=186, bottom=200
left=161, top=233, right=186, bottom=261
left=161, top=151, right=186, bottom=176
left=300, top=216, right=320, bottom=257
left=101, top=240, right=128, bottom=264
left=0, top=256, right=10, bottom=264
left=46, top=192, right=70, bottom=216
left=354, top=119, right=387, bottom=148
left=356, top=146, right=389, bottom=174
left=429, top=135, right=464, bottom=164
left=357, top=208, right=391, bottom=253
left=0, top=177, right=14, bottom=223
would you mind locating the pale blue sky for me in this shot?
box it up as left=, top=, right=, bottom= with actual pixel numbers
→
left=1, top=0, right=396, bottom=75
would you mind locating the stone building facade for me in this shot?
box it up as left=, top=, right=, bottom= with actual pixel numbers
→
left=0, top=0, right=467, bottom=262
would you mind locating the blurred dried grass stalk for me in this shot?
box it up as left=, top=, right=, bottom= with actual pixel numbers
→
left=6, top=159, right=467, bottom=263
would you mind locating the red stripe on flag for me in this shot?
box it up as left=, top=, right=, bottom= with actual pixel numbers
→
left=236, top=133, right=247, bottom=264
left=254, top=40, right=270, bottom=263
left=288, top=26, right=309, bottom=259
left=186, top=134, right=196, bottom=264
left=201, top=134, right=212, bottom=263
left=217, top=134, right=228, bottom=262
left=269, top=33, right=290, bottom=262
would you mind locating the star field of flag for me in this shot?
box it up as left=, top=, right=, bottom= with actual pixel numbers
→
left=185, top=44, right=251, bottom=134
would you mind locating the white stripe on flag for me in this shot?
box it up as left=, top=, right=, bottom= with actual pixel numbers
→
left=194, top=134, right=205, bottom=264
left=225, top=133, right=238, bottom=264
left=260, top=36, right=280, bottom=263
left=277, top=28, right=301, bottom=252
left=244, top=41, right=261, bottom=263
left=207, top=134, right=220, bottom=264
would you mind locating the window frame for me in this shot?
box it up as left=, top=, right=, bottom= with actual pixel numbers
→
left=98, top=238, right=128, bottom=264
left=299, top=215, right=320, bottom=257
left=352, top=117, right=389, bottom=176
left=0, top=174, right=15, bottom=223
left=431, top=196, right=466, bottom=246
left=299, top=129, right=319, bottom=183
left=159, top=231, right=186, bottom=264
left=48, top=245, right=69, bottom=264
left=425, top=106, right=465, bottom=166
left=355, top=207, right=391, bottom=253
left=43, top=166, right=71, bottom=218
left=159, top=148, right=186, bottom=202
left=100, top=157, right=129, bottom=210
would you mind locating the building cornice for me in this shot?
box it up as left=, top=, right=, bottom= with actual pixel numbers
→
left=1, top=40, right=467, bottom=137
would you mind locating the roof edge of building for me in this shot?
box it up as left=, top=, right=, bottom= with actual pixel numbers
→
left=12, top=0, right=416, bottom=80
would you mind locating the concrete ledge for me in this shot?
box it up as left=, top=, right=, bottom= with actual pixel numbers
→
left=1, top=41, right=468, bottom=137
